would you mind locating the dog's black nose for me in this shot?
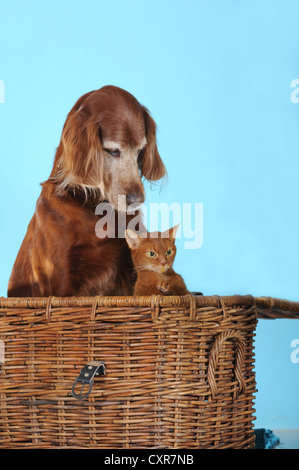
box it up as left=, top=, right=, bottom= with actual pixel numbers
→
left=126, top=192, right=145, bottom=205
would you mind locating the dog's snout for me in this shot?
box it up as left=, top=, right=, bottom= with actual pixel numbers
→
left=126, top=191, right=145, bottom=205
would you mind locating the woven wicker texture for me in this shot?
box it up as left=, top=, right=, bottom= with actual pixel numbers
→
left=0, top=294, right=298, bottom=449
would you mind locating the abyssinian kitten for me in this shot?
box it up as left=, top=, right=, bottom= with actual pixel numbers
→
left=125, top=224, right=190, bottom=296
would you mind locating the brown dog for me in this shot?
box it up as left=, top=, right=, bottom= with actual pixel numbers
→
left=8, top=85, right=166, bottom=297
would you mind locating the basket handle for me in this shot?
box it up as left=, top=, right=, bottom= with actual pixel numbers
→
left=207, top=329, right=246, bottom=399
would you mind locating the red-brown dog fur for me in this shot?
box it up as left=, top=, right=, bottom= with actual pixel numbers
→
left=8, top=85, right=166, bottom=297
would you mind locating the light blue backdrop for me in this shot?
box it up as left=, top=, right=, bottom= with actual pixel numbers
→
left=0, top=0, right=298, bottom=429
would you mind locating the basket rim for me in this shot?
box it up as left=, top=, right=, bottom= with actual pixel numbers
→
left=0, top=294, right=299, bottom=319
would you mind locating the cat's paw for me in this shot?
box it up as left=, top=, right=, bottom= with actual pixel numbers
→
left=157, top=280, right=171, bottom=295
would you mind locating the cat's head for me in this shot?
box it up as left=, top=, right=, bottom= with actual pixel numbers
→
left=125, top=224, right=180, bottom=274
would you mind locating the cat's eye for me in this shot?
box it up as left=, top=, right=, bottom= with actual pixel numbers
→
left=165, top=249, right=173, bottom=256
left=147, top=251, right=156, bottom=258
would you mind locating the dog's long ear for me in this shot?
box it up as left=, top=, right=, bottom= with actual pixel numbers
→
left=56, top=106, right=103, bottom=189
left=139, top=106, right=167, bottom=182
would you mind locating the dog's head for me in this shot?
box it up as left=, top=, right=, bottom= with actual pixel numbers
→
left=51, top=85, right=166, bottom=211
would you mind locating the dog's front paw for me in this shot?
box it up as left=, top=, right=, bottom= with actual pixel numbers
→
left=157, top=280, right=171, bottom=295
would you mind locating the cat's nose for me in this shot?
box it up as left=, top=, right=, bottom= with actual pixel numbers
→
left=160, top=259, right=167, bottom=266
left=126, top=191, right=145, bottom=205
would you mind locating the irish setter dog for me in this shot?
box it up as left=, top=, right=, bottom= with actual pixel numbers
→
left=8, top=85, right=166, bottom=297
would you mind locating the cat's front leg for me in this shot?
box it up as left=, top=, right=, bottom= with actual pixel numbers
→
left=157, top=280, right=171, bottom=295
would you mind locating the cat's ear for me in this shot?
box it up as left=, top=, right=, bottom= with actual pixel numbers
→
left=162, top=223, right=180, bottom=239
left=170, top=223, right=180, bottom=239
left=125, top=229, right=141, bottom=250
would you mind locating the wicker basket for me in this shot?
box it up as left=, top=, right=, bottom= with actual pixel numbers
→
left=0, top=294, right=298, bottom=449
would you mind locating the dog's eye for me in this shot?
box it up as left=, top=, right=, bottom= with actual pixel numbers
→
left=105, top=148, right=120, bottom=157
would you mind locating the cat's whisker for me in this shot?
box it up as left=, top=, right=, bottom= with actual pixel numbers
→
left=134, top=264, right=151, bottom=272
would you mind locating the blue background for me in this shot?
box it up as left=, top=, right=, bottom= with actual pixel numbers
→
left=0, top=0, right=298, bottom=429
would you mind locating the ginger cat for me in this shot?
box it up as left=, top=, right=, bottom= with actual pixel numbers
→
left=125, top=224, right=190, bottom=296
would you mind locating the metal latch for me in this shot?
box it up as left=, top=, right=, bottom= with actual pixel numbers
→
left=71, top=361, right=106, bottom=399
